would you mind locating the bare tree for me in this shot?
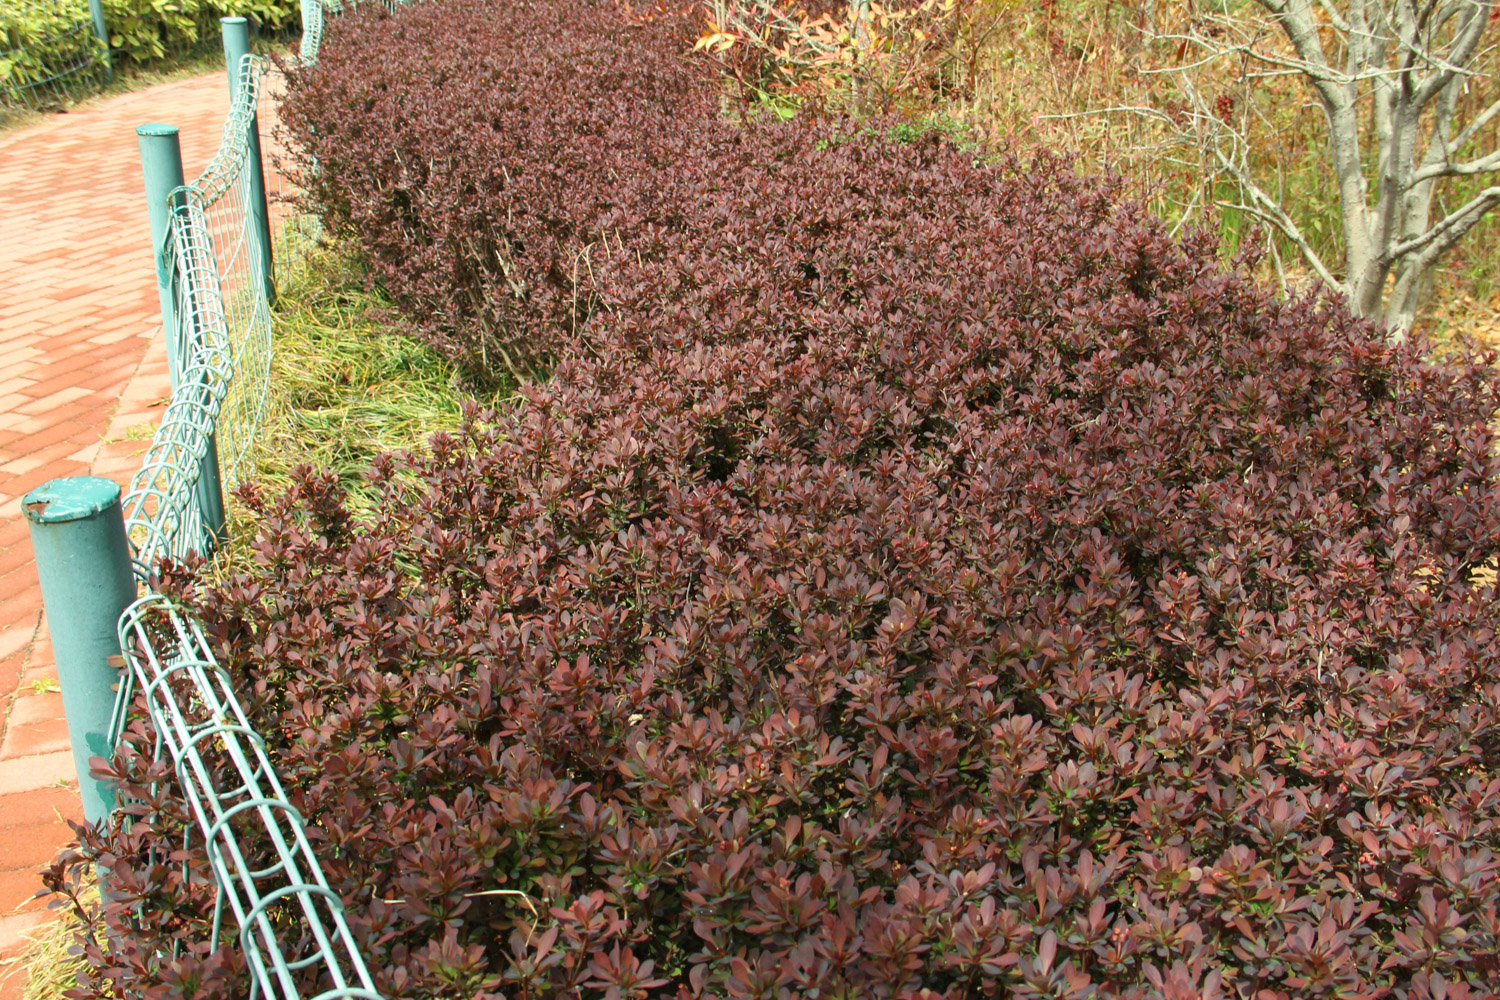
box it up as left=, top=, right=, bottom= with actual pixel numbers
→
left=1156, top=0, right=1499, bottom=336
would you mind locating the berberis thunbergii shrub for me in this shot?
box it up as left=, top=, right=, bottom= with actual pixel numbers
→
left=47, top=0, right=1500, bottom=997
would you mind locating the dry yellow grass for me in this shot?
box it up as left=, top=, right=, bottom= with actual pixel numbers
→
left=9, top=884, right=98, bottom=1000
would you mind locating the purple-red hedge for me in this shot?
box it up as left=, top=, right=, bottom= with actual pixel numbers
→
left=275, top=0, right=713, bottom=382
left=45, top=0, right=1500, bottom=998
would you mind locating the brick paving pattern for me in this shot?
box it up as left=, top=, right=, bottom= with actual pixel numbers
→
left=0, top=73, right=239, bottom=997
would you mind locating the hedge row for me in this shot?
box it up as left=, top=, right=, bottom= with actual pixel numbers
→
left=1, top=0, right=299, bottom=102
left=274, top=0, right=713, bottom=383
left=97, top=0, right=300, bottom=64
left=50, top=0, right=1500, bottom=997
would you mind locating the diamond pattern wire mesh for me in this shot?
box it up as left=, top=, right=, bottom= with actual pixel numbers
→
left=106, top=6, right=417, bottom=996
left=0, top=0, right=105, bottom=121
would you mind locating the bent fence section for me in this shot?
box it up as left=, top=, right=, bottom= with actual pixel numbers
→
left=101, top=3, right=410, bottom=997
left=122, top=50, right=274, bottom=566
left=114, top=596, right=380, bottom=1000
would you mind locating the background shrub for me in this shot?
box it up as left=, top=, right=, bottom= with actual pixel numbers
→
left=1, top=0, right=298, bottom=105
left=100, top=0, right=300, bottom=65
left=53, top=0, right=1500, bottom=997
left=278, top=0, right=713, bottom=384
left=0, top=1, right=98, bottom=101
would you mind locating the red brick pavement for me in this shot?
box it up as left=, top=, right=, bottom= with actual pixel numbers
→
left=0, top=73, right=241, bottom=997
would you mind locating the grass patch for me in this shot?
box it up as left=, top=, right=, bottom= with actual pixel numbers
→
left=230, top=239, right=468, bottom=532
left=13, top=884, right=99, bottom=1000
left=18, top=915, right=83, bottom=1000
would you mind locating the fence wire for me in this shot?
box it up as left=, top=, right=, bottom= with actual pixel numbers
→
left=267, top=23, right=323, bottom=263
left=122, top=52, right=272, bottom=566
left=113, top=596, right=381, bottom=1000
left=106, top=4, right=417, bottom=997
left=0, top=0, right=105, bottom=120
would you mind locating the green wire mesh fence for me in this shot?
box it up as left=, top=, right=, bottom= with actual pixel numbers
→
left=122, top=52, right=272, bottom=565
left=104, top=4, right=417, bottom=996
left=0, top=0, right=106, bottom=120
left=116, top=51, right=292, bottom=653
left=299, top=0, right=326, bottom=62
left=112, top=595, right=382, bottom=1000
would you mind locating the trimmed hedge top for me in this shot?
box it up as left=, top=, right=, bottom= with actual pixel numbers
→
left=53, top=0, right=1500, bottom=998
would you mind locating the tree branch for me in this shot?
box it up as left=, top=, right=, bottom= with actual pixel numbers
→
left=1408, top=148, right=1500, bottom=185
left=1253, top=0, right=1354, bottom=110
left=1318, top=0, right=1354, bottom=31
left=1411, top=0, right=1491, bottom=108
left=1386, top=185, right=1500, bottom=260
left=1216, top=198, right=1343, bottom=288
left=1209, top=137, right=1344, bottom=288
left=1450, top=92, right=1500, bottom=153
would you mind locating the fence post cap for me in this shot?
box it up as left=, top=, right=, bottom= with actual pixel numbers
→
left=136, top=122, right=179, bottom=138
left=23, top=477, right=122, bottom=524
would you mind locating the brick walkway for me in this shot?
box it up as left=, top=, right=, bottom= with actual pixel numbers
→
left=0, top=73, right=239, bottom=997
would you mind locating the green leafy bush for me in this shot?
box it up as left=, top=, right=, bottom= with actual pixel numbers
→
left=0, top=1, right=103, bottom=106
left=100, top=0, right=299, bottom=64
left=1, top=0, right=299, bottom=109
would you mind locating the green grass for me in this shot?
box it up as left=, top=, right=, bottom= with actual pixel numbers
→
left=231, top=239, right=468, bottom=526
left=16, top=917, right=82, bottom=1000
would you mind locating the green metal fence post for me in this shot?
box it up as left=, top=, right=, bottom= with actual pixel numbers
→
left=137, top=124, right=186, bottom=385
left=23, top=478, right=137, bottom=826
left=87, top=0, right=112, bottom=81
left=221, top=17, right=276, bottom=306
left=137, top=124, right=229, bottom=552
left=197, top=436, right=229, bottom=551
